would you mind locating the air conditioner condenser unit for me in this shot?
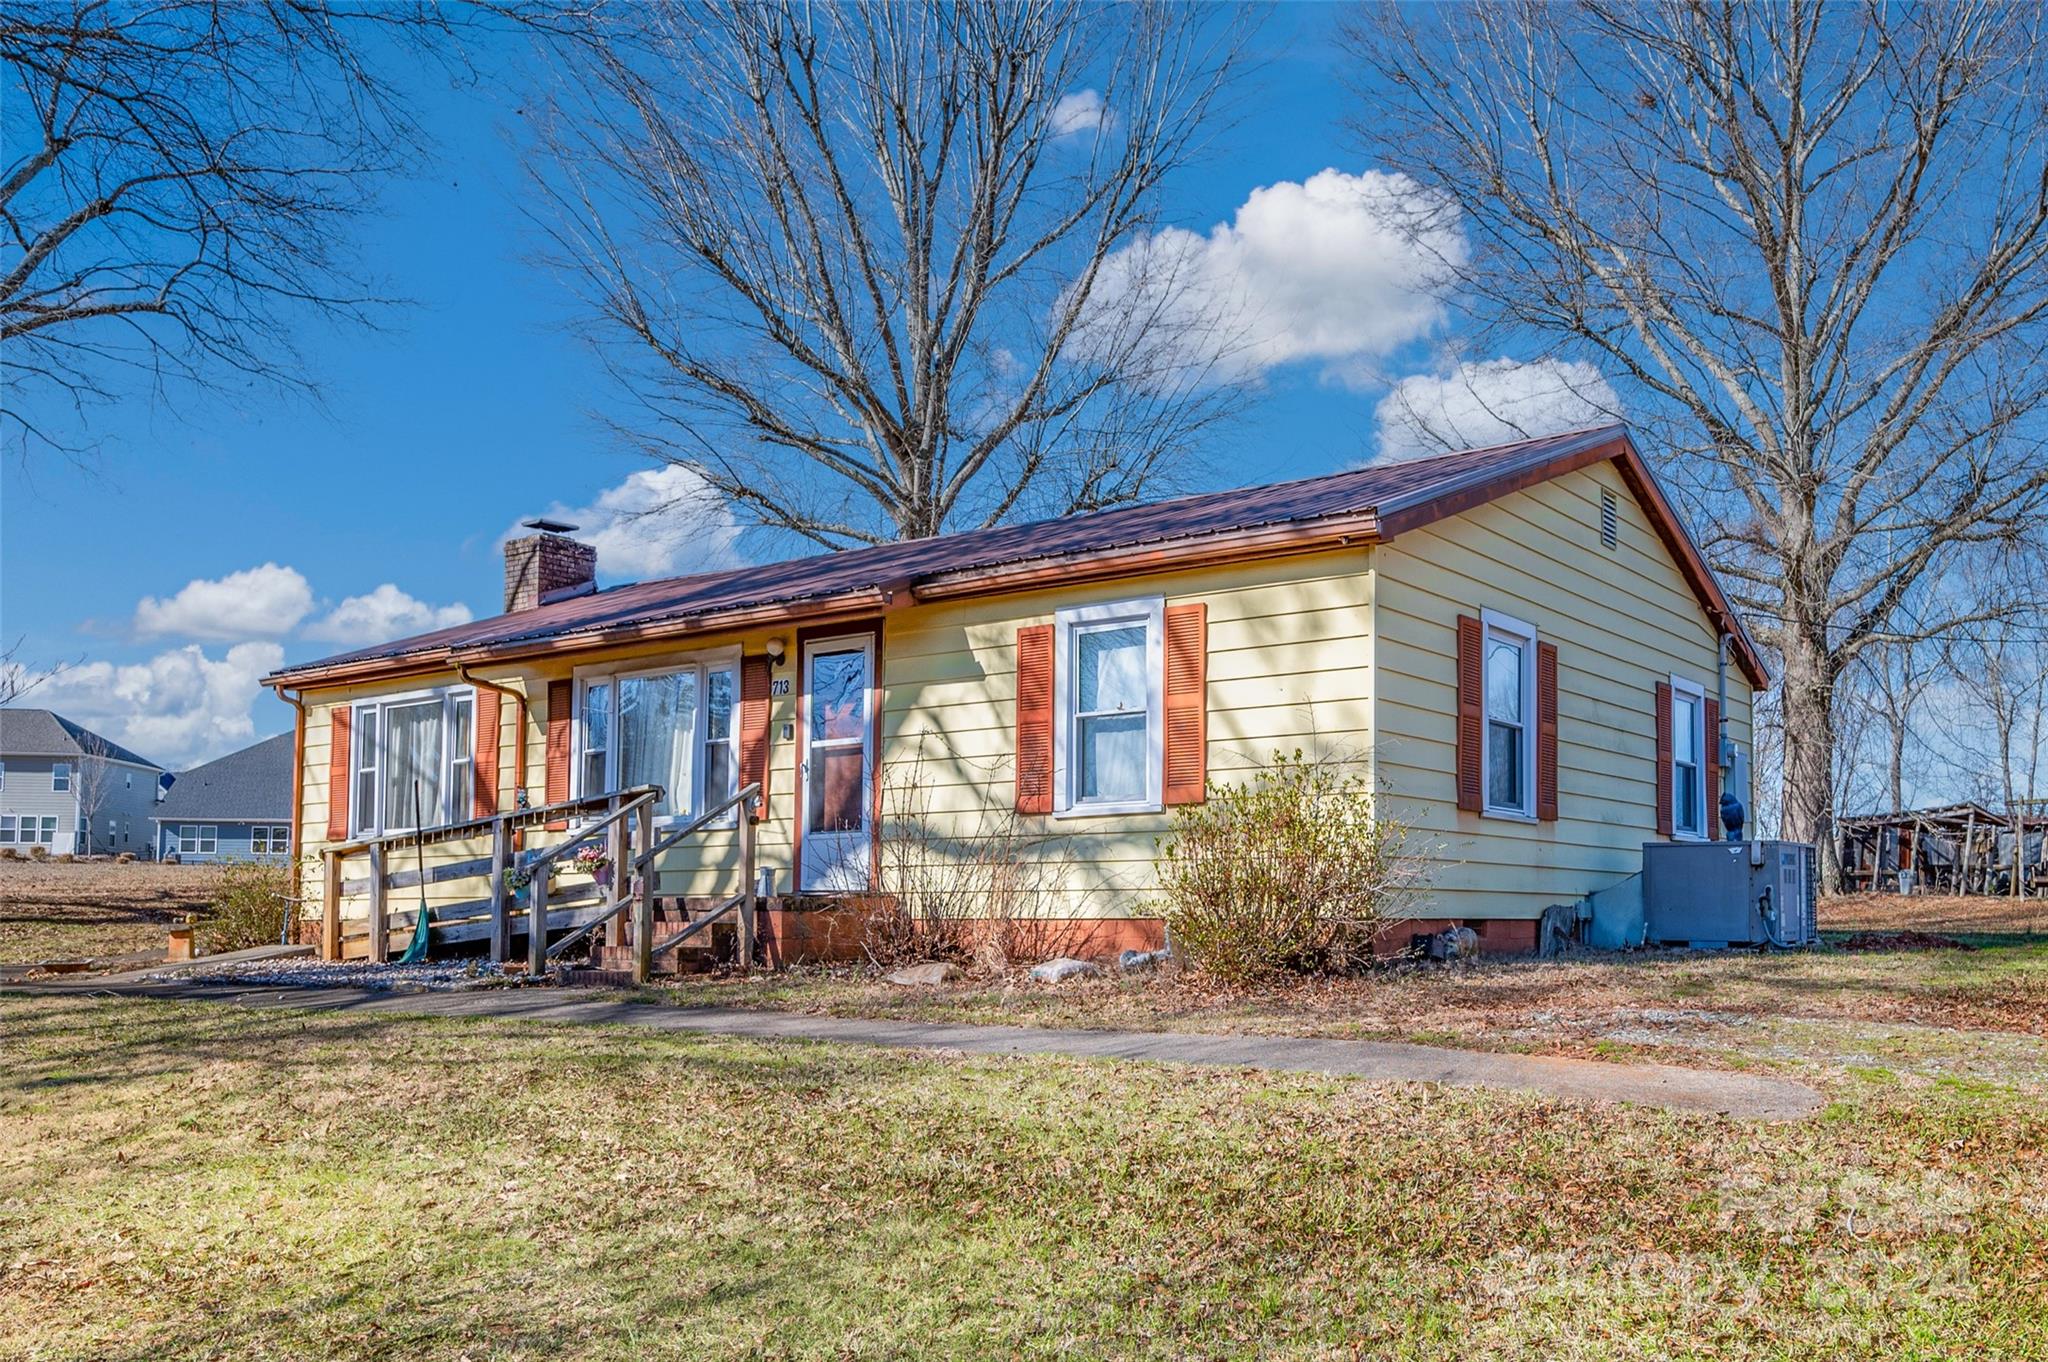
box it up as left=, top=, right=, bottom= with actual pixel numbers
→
left=1641, top=840, right=1818, bottom=948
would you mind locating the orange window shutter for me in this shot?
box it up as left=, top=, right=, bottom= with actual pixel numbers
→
left=1163, top=603, right=1207, bottom=805
left=1015, top=624, right=1055, bottom=815
left=739, top=654, right=773, bottom=817
left=326, top=705, right=352, bottom=841
left=1536, top=641, right=1559, bottom=822
left=473, top=688, right=501, bottom=819
left=1702, top=697, right=1721, bottom=841
left=544, top=678, right=573, bottom=830
left=1654, top=681, right=1674, bottom=839
left=1455, top=615, right=1483, bottom=813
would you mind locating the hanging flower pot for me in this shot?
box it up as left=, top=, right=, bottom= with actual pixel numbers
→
left=573, top=844, right=612, bottom=886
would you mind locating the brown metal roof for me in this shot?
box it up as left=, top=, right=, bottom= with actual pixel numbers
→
left=266, top=424, right=1770, bottom=688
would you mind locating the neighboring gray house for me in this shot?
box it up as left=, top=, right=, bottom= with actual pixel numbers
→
left=0, top=709, right=168, bottom=857
left=152, top=733, right=295, bottom=864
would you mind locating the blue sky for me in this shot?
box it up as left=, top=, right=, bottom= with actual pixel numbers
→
left=2, top=7, right=1605, bottom=769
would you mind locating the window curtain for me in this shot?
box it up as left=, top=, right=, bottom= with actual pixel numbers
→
left=382, top=700, right=444, bottom=830
left=619, top=672, right=697, bottom=816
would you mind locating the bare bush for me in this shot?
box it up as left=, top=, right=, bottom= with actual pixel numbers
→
left=203, top=860, right=296, bottom=954
left=872, top=741, right=1080, bottom=971
left=1157, top=750, right=1432, bottom=983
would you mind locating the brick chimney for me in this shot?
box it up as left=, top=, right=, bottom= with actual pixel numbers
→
left=504, top=518, right=597, bottom=613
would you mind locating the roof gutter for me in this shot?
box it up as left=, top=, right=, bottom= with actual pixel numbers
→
left=276, top=686, right=306, bottom=866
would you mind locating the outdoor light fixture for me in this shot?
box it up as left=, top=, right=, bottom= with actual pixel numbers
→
left=765, top=637, right=787, bottom=663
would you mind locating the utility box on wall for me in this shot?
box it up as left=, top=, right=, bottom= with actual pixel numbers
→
left=1641, top=840, right=1818, bottom=948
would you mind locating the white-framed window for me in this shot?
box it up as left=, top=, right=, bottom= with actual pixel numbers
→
left=178, top=825, right=218, bottom=855
left=0, top=760, right=7, bottom=789
left=51, top=762, right=70, bottom=792
left=35, top=817, right=54, bottom=845
left=0, top=816, right=13, bottom=843
left=1670, top=675, right=1707, bottom=839
left=125, top=771, right=132, bottom=789
left=1481, top=609, right=1538, bottom=819
left=349, top=687, right=477, bottom=837
left=574, top=654, right=739, bottom=823
left=251, top=825, right=291, bottom=855
left=1053, top=597, right=1165, bottom=816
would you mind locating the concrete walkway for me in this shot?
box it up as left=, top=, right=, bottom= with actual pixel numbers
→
left=12, top=978, right=1824, bottom=1120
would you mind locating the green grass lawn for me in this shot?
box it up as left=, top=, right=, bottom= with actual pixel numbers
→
left=2, top=993, right=2043, bottom=1361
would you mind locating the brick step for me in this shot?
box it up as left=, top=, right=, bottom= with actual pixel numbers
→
left=558, top=966, right=636, bottom=988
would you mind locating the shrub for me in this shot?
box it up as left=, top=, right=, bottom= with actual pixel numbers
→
left=27, top=845, right=48, bottom=862
left=204, top=861, right=297, bottom=953
left=1157, top=750, right=1433, bottom=983
left=0, top=847, right=18, bottom=861
left=116, top=851, right=136, bottom=865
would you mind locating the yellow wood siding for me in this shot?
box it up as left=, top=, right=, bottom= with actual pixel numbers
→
left=1372, top=460, right=1754, bottom=919
left=879, top=550, right=1375, bottom=918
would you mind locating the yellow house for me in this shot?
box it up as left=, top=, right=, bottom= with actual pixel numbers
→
left=265, top=425, right=1767, bottom=966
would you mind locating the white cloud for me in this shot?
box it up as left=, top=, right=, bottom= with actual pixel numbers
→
left=12, top=642, right=286, bottom=769
left=1050, top=89, right=1110, bottom=137
left=133, top=563, right=313, bottom=642
left=1373, top=358, right=1620, bottom=463
left=1083, top=169, right=1464, bottom=385
left=304, top=585, right=473, bottom=645
left=512, top=464, right=745, bottom=581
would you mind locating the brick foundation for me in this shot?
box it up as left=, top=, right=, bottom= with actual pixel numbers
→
left=1372, top=916, right=1541, bottom=957
left=755, top=898, right=1166, bottom=966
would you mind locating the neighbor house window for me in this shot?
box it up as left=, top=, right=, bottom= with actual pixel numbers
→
left=251, top=825, right=291, bottom=855
left=0, top=816, right=13, bottom=843
left=35, top=817, right=54, bottom=844
left=575, top=657, right=738, bottom=822
left=349, top=688, right=476, bottom=836
left=1053, top=597, right=1164, bottom=815
left=178, top=825, right=218, bottom=855
left=0, top=761, right=7, bottom=789
left=1481, top=610, right=1538, bottom=818
left=51, top=762, right=70, bottom=791
left=1671, top=677, right=1707, bottom=839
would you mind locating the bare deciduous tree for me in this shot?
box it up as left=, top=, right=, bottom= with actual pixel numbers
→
left=1343, top=1, right=2048, bottom=882
left=527, top=0, right=1252, bottom=548
left=1, top=0, right=455, bottom=453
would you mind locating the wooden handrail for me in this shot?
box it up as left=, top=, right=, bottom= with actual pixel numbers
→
left=322, top=785, right=665, bottom=857
left=633, top=783, right=762, bottom=870
left=523, top=789, right=661, bottom=874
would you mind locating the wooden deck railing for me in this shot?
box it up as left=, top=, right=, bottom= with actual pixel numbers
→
left=316, top=784, right=763, bottom=977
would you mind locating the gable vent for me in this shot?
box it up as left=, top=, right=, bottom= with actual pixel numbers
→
left=1599, top=487, right=1619, bottom=549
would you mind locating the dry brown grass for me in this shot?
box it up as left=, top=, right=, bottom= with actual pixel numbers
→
left=644, top=897, right=2048, bottom=1076
left=1, top=993, right=2042, bottom=1360
left=1821, top=891, right=2048, bottom=938
left=0, top=860, right=217, bottom=963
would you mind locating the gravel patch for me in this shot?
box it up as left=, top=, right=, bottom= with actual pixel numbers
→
left=158, top=957, right=543, bottom=993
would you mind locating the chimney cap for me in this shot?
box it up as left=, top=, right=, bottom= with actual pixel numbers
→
left=521, top=517, right=580, bottom=534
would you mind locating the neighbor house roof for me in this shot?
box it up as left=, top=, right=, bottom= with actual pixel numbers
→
left=150, top=732, right=294, bottom=823
left=0, top=708, right=162, bottom=769
left=265, top=425, right=1770, bottom=689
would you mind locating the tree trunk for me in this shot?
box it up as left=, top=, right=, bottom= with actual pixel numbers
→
left=1778, top=636, right=1843, bottom=891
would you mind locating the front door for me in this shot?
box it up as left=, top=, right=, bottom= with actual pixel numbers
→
left=799, top=635, right=875, bottom=893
